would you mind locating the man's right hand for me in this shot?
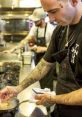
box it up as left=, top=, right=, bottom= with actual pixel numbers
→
left=0, top=86, right=18, bottom=102
left=3, top=48, right=17, bottom=54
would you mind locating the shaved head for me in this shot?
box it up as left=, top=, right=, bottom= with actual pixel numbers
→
left=40, top=0, right=81, bottom=25
left=40, top=0, right=57, bottom=11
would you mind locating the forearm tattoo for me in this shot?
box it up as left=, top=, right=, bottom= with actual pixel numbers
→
left=19, top=58, right=54, bottom=91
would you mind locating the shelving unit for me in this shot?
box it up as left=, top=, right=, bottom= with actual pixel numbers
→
left=0, top=7, right=35, bottom=42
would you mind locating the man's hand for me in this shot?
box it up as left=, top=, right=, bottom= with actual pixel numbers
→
left=3, top=49, right=14, bottom=54
left=35, top=93, right=55, bottom=106
left=0, top=86, right=18, bottom=102
left=30, top=45, right=37, bottom=52
left=30, top=45, right=47, bottom=53
left=3, top=47, right=18, bottom=54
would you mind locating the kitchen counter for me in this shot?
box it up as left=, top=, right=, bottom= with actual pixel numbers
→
left=0, top=54, right=48, bottom=117
left=0, top=42, right=48, bottom=117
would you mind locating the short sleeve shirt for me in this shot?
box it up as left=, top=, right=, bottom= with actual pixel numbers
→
left=28, top=22, right=56, bottom=46
left=43, top=26, right=64, bottom=63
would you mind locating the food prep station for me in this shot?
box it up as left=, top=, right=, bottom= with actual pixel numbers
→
left=0, top=43, right=48, bottom=117
left=0, top=1, right=49, bottom=116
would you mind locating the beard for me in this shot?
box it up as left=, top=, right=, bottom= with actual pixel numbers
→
left=35, top=21, right=42, bottom=27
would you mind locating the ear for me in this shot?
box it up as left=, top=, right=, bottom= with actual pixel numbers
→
left=58, top=1, right=64, bottom=8
left=70, top=0, right=78, bottom=6
left=59, top=3, right=63, bottom=8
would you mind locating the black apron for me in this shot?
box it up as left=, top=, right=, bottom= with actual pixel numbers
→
left=52, top=49, right=82, bottom=117
left=35, top=24, right=56, bottom=90
left=34, top=24, right=47, bottom=65
left=51, top=23, right=82, bottom=117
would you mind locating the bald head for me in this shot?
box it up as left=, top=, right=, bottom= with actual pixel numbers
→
left=40, top=0, right=81, bottom=9
left=40, top=0, right=82, bottom=25
left=40, top=0, right=68, bottom=12
left=40, top=0, right=56, bottom=11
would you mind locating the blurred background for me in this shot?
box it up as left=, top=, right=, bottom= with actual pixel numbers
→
left=0, top=0, right=41, bottom=43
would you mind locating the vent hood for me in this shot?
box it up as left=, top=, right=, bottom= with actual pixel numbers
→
left=0, top=0, right=41, bottom=8
left=0, top=0, right=41, bottom=19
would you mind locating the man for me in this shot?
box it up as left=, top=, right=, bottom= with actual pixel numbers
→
left=6, top=8, right=55, bottom=62
left=34, top=0, right=82, bottom=117
left=0, top=0, right=82, bottom=117
left=4, top=8, right=55, bottom=66
left=4, top=8, right=56, bottom=90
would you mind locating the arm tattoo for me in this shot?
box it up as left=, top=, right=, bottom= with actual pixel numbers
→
left=19, top=58, right=54, bottom=91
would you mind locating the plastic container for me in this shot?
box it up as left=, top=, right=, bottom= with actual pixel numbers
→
left=22, top=51, right=32, bottom=65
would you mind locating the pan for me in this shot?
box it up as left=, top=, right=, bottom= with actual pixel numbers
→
left=0, top=98, right=35, bottom=112
left=0, top=98, right=36, bottom=117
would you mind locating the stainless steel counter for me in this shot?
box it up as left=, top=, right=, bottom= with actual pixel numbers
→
left=0, top=43, right=48, bottom=117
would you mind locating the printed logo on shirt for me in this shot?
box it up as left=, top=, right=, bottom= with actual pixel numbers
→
left=71, top=44, right=79, bottom=64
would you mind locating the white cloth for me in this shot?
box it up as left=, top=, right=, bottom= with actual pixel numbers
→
left=28, top=22, right=57, bottom=47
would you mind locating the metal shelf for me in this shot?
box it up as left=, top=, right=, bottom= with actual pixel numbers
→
left=2, top=31, right=29, bottom=36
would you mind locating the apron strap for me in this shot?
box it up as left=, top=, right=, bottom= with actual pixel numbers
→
left=67, top=20, right=82, bottom=48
